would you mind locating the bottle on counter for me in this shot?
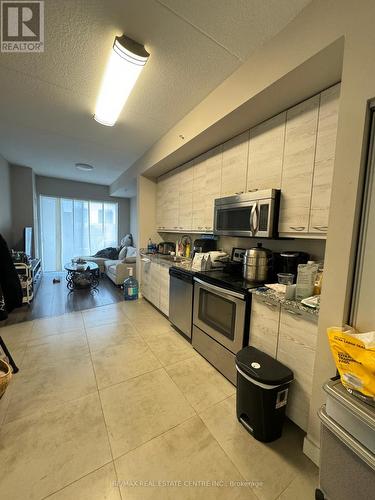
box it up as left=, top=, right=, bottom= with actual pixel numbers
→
left=147, top=238, right=153, bottom=253
left=313, top=267, right=324, bottom=295
left=123, top=268, right=139, bottom=301
left=295, top=261, right=319, bottom=300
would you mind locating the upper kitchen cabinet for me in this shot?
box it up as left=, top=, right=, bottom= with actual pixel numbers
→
left=192, top=152, right=208, bottom=232
left=309, top=83, right=340, bottom=233
left=247, top=112, right=286, bottom=191
left=178, top=160, right=194, bottom=232
left=278, top=95, right=320, bottom=235
left=157, top=170, right=180, bottom=231
left=221, top=131, right=249, bottom=197
left=202, top=145, right=223, bottom=231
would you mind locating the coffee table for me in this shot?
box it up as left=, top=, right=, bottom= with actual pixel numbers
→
left=64, top=261, right=99, bottom=291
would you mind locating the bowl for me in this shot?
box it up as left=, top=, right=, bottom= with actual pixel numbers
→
left=277, top=273, right=294, bottom=285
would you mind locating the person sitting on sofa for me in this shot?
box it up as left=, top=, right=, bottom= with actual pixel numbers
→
left=77, top=234, right=137, bottom=285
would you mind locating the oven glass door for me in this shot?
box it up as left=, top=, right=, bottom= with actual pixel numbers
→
left=215, top=204, right=255, bottom=236
left=193, top=280, right=246, bottom=354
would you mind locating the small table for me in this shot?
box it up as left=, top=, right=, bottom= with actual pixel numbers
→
left=64, top=261, right=99, bottom=291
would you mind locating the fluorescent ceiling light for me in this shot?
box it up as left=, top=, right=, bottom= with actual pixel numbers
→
left=76, top=163, right=94, bottom=171
left=94, top=35, right=150, bottom=127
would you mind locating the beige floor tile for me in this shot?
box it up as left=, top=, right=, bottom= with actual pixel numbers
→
left=83, top=305, right=127, bottom=328
left=4, top=353, right=97, bottom=423
left=0, top=320, right=33, bottom=348
left=86, top=321, right=139, bottom=352
left=166, top=356, right=235, bottom=413
left=0, top=392, right=112, bottom=500
left=46, top=463, right=121, bottom=500
left=23, top=329, right=89, bottom=366
left=115, top=415, right=255, bottom=500
left=31, top=312, right=84, bottom=338
left=145, top=329, right=198, bottom=367
left=200, top=395, right=315, bottom=500
left=91, top=337, right=161, bottom=389
left=277, top=461, right=318, bottom=500
left=131, top=314, right=173, bottom=336
left=100, top=368, right=195, bottom=458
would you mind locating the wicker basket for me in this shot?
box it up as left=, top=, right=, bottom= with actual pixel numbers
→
left=0, top=359, right=12, bottom=399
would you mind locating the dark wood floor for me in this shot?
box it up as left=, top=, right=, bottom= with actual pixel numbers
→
left=1, top=272, right=124, bottom=326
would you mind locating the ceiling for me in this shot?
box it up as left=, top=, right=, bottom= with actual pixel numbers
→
left=0, top=0, right=311, bottom=190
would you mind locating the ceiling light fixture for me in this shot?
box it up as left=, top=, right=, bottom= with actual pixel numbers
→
left=75, top=163, right=94, bottom=171
left=94, top=35, right=150, bottom=127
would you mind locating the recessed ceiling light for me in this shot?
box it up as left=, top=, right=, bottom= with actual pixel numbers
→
left=94, top=35, right=150, bottom=127
left=75, top=163, right=94, bottom=172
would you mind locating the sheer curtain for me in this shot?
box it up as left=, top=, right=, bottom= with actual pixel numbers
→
left=40, top=195, right=118, bottom=271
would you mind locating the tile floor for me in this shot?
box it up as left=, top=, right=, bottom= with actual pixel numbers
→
left=0, top=299, right=318, bottom=500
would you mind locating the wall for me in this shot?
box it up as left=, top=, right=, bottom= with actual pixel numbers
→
left=0, top=155, right=12, bottom=244
left=130, top=196, right=138, bottom=247
left=10, top=164, right=35, bottom=251
left=136, top=176, right=158, bottom=279
left=36, top=175, right=130, bottom=242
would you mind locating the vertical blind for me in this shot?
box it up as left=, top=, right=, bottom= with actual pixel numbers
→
left=40, top=195, right=118, bottom=271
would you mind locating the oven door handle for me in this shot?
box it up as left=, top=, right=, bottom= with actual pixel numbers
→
left=194, top=278, right=245, bottom=300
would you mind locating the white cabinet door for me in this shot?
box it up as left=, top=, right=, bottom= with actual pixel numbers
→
left=150, top=261, right=160, bottom=308
left=159, top=263, right=170, bottom=316
left=309, top=84, right=340, bottom=233
left=249, top=296, right=280, bottom=357
left=247, top=112, right=286, bottom=191
left=192, top=153, right=207, bottom=232
left=178, top=160, right=194, bottom=232
left=279, top=95, right=320, bottom=234
left=204, top=145, right=222, bottom=231
left=163, top=171, right=180, bottom=231
left=221, top=131, right=249, bottom=197
left=156, top=176, right=168, bottom=231
left=140, top=257, right=151, bottom=300
left=276, top=309, right=318, bottom=431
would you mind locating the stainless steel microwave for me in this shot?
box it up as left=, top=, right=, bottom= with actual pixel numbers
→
left=213, top=189, right=280, bottom=238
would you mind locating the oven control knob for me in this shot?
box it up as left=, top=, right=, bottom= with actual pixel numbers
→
left=251, top=362, right=261, bottom=369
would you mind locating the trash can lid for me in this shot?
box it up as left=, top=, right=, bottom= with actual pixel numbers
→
left=236, top=346, right=293, bottom=386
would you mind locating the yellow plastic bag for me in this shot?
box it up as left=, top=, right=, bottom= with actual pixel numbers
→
left=327, top=326, right=375, bottom=398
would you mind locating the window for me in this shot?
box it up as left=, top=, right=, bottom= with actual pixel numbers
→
left=39, top=195, right=118, bottom=271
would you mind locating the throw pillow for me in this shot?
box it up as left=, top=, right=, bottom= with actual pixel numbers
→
left=125, top=246, right=137, bottom=258
left=118, top=246, right=127, bottom=260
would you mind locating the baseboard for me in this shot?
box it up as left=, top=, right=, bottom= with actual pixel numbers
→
left=303, top=435, right=320, bottom=466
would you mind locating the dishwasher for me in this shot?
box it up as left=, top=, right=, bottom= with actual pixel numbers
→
left=169, top=267, right=194, bottom=339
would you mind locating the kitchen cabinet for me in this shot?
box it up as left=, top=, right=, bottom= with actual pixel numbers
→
left=150, top=261, right=161, bottom=309
left=192, top=152, right=207, bottom=232
left=276, top=308, right=318, bottom=431
left=140, top=256, right=151, bottom=300
left=203, top=145, right=222, bottom=231
left=221, top=131, right=249, bottom=197
left=248, top=295, right=280, bottom=357
left=178, top=160, right=194, bottom=232
left=309, top=83, right=340, bottom=233
left=247, top=112, right=286, bottom=191
left=159, top=262, right=170, bottom=316
left=279, top=95, right=320, bottom=234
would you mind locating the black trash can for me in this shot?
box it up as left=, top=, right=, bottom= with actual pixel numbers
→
left=235, top=346, right=294, bottom=442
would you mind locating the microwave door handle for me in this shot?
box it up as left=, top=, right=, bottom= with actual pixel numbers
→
left=250, top=203, right=256, bottom=236
left=251, top=202, right=259, bottom=236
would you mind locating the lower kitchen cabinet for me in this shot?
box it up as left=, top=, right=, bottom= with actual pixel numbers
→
left=248, top=294, right=318, bottom=431
left=140, top=256, right=171, bottom=317
left=248, top=296, right=280, bottom=357
left=276, top=308, right=318, bottom=431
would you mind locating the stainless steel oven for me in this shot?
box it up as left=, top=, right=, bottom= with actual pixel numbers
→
left=193, top=278, right=246, bottom=354
left=214, top=189, right=280, bottom=238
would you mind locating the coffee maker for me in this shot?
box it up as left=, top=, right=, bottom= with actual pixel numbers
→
left=275, top=251, right=309, bottom=283
left=192, top=238, right=217, bottom=257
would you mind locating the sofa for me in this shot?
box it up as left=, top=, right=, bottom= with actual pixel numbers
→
left=78, top=245, right=137, bottom=286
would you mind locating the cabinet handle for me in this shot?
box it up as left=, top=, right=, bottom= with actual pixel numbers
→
left=235, top=191, right=244, bottom=195
left=313, top=226, right=328, bottom=231
left=290, top=226, right=306, bottom=231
